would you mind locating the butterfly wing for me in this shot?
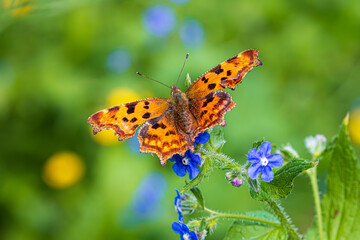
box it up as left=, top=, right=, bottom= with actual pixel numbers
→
left=87, top=98, right=171, bottom=141
left=186, top=49, right=262, bottom=99
left=138, top=110, right=193, bottom=166
left=189, top=91, right=236, bottom=138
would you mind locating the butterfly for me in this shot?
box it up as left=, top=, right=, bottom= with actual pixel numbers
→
left=88, top=49, right=262, bottom=166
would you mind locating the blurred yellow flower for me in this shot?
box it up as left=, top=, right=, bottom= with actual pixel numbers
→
left=349, top=108, right=360, bottom=146
left=43, top=152, right=85, bottom=189
left=3, top=0, right=35, bottom=16
left=91, top=87, right=142, bottom=146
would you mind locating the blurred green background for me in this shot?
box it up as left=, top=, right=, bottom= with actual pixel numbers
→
left=1, top=0, right=360, bottom=239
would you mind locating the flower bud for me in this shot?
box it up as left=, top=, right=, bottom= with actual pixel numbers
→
left=305, top=134, right=327, bottom=158
left=185, top=73, right=192, bottom=88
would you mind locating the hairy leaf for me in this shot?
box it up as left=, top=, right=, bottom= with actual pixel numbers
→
left=321, top=116, right=360, bottom=239
left=181, top=155, right=212, bottom=193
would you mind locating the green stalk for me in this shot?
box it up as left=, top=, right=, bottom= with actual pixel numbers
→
left=307, top=167, right=324, bottom=240
left=266, top=200, right=302, bottom=240
left=204, top=207, right=281, bottom=228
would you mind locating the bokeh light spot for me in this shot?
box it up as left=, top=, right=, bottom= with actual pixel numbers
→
left=43, top=152, right=85, bottom=189
left=179, top=18, right=205, bottom=47
left=143, top=5, right=176, bottom=37
left=106, top=48, right=131, bottom=74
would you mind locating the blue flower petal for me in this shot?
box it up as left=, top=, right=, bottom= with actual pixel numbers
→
left=261, top=165, right=274, bottom=182
left=188, top=164, right=200, bottom=180
left=189, top=231, right=199, bottom=240
left=170, top=154, right=183, bottom=162
left=172, top=163, right=187, bottom=177
left=247, top=162, right=262, bottom=179
left=247, top=148, right=261, bottom=163
left=172, top=222, right=183, bottom=234
left=260, top=141, right=272, bottom=157
left=191, top=153, right=201, bottom=165
left=267, top=154, right=284, bottom=168
left=195, top=132, right=210, bottom=144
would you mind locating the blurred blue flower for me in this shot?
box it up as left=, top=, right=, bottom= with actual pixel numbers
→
left=172, top=221, right=198, bottom=240
left=143, top=5, right=176, bottom=37
left=170, top=0, right=190, bottom=5
left=174, top=188, right=183, bottom=217
left=247, top=141, right=283, bottom=182
left=171, top=151, right=201, bottom=180
left=179, top=18, right=204, bottom=47
left=106, top=48, right=131, bottom=73
left=129, top=172, right=167, bottom=222
left=194, top=132, right=210, bottom=144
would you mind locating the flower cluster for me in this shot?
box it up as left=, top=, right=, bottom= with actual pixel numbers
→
left=172, top=189, right=198, bottom=240
left=247, top=141, right=283, bottom=182
left=170, top=132, right=210, bottom=180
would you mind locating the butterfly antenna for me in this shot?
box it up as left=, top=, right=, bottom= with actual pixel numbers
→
left=136, top=72, right=171, bottom=89
left=175, top=53, right=189, bottom=88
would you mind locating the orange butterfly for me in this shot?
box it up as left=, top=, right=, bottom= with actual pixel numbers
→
left=88, top=49, right=262, bottom=166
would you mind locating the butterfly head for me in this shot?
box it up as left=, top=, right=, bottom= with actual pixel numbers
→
left=171, top=85, right=188, bottom=107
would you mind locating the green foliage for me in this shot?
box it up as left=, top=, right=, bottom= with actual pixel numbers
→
left=224, top=211, right=287, bottom=240
left=190, top=187, right=205, bottom=210
left=249, top=160, right=316, bottom=201
left=320, top=116, right=360, bottom=239
left=204, top=126, right=226, bottom=153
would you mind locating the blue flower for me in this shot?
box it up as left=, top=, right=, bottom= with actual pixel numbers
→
left=172, top=221, right=198, bottom=240
left=170, top=151, right=201, bottom=180
left=247, top=141, right=283, bottom=182
left=174, top=188, right=183, bottom=220
left=194, top=132, right=210, bottom=144
left=170, top=132, right=209, bottom=179
left=179, top=18, right=205, bottom=48
left=143, top=5, right=176, bottom=37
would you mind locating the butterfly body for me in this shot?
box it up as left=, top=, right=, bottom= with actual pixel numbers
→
left=171, top=87, right=195, bottom=135
left=88, top=49, right=263, bottom=166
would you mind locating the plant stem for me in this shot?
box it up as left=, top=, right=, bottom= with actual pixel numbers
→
left=266, top=200, right=302, bottom=240
left=203, top=207, right=281, bottom=228
left=307, top=167, right=324, bottom=240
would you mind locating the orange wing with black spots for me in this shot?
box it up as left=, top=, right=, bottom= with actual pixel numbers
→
left=186, top=49, right=262, bottom=99
left=190, top=91, right=237, bottom=138
left=87, top=98, right=171, bottom=141
left=137, top=111, right=193, bottom=166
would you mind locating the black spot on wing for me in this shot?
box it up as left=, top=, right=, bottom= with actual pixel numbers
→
left=202, top=94, right=214, bottom=108
left=227, top=70, right=232, bottom=76
left=126, top=102, right=137, bottom=114
left=211, top=65, right=224, bottom=74
left=142, top=112, right=151, bottom=119
left=122, top=117, right=129, bottom=122
left=208, top=83, right=216, bottom=90
left=130, top=117, right=137, bottom=123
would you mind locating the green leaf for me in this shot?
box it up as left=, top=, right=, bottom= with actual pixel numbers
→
left=190, top=187, right=205, bottom=210
left=249, top=160, right=316, bottom=201
left=181, top=155, right=213, bottom=193
left=224, top=211, right=287, bottom=240
left=321, top=115, right=360, bottom=239
left=205, top=125, right=226, bottom=152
